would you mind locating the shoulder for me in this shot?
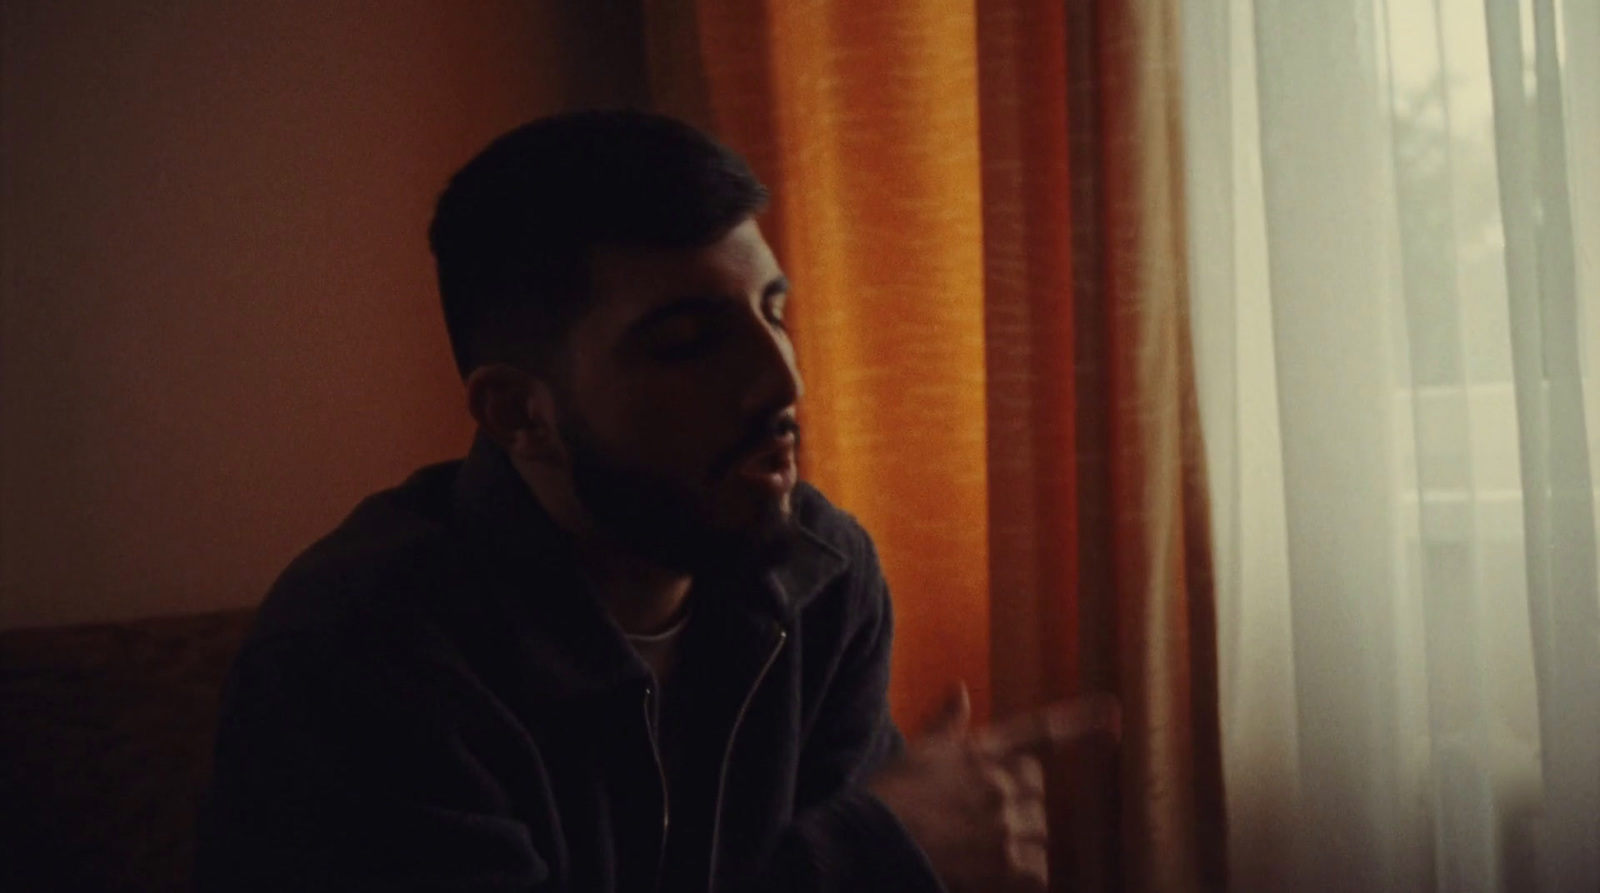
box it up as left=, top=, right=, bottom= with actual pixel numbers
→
left=225, top=468, right=473, bottom=729
left=246, top=461, right=465, bottom=649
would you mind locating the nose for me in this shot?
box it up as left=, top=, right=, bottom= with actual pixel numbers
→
left=738, top=314, right=804, bottom=417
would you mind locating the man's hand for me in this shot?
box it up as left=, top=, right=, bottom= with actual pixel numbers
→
left=866, top=683, right=1121, bottom=893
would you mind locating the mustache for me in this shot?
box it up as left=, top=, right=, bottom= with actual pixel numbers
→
left=713, top=413, right=801, bottom=479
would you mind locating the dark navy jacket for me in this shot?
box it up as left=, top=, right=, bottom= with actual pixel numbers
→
left=195, top=433, right=944, bottom=892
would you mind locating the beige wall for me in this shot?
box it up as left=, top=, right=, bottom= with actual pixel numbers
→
left=0, top=0, right=647, bottom=629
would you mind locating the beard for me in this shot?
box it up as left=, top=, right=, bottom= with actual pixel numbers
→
left=557, top=410, right=799, bottom=577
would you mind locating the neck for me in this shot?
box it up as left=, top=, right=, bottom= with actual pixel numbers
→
left=512, top=452, right=693, bottom=636
left=577, top=540, right=694, bottom=636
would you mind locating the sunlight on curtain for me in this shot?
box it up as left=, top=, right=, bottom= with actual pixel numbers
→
left=1184, top=0, right=1600, bottom=890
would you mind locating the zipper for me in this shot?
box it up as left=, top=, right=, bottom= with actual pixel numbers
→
left=705, top=624, right=788, bottom=893
left=643, top=683, right=670, bottom=893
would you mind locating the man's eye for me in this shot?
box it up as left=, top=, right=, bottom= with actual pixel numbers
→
left=766, top=296, right=789, bottom=330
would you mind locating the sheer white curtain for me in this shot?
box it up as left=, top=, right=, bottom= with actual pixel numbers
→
left=1182, top=1, right=1600, bottom=891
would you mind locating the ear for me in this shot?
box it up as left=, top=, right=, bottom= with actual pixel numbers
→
left=465, top=363, right=568, bottom=465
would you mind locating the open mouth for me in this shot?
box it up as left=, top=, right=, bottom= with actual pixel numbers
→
left=734, top=434, right=798, bottom=494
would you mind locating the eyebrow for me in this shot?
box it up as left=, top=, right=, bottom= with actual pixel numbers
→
left=626, top=275, right=791, bottom=336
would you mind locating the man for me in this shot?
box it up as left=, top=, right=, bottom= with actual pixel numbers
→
left=196, top=110, right=1115, bottom=892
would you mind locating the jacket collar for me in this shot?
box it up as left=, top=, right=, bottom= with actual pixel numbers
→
left=444, top=430, right=847, bottom=700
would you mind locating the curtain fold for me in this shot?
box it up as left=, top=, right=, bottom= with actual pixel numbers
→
left=645, top=2, right=1225, bottom=891
left=1482, top=1, right=1600, bottom=885
left=1092, top=3, right=1227, bottom=890
left=1187, top=0, right=1600, bottom=890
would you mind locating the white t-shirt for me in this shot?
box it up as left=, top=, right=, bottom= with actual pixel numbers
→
left=624, top=611, right=692, bottom=686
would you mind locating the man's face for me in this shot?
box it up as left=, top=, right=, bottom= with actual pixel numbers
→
left=549, top=218, right=804, bottom=575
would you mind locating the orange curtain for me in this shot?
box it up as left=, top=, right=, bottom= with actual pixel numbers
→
left=644, top=2, right=1224, bottom=890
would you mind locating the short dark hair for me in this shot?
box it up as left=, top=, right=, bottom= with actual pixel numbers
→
left=428, top=110, right=770, bottom=379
